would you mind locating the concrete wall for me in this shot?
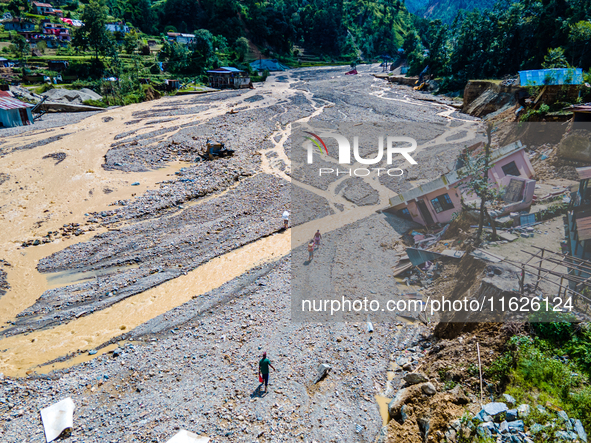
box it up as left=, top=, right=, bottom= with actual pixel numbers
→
left=395, top=186, right=463, bottom=226
left=488, top=149, right=535, bottom=182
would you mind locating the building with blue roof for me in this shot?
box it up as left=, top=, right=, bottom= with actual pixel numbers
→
left=207, top=67, right=251, bottom=89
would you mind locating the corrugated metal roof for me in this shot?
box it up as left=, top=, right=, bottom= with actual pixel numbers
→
left=0, top=97, right=33, bottom=110
left=207, top=67, right=243, bottom=73
left=571, top=104, right=591, bottom=113
left=577, top=166, right=591, bottom=180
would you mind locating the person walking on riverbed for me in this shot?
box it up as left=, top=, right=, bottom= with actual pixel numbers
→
left=313, top=230, right=322, bottom=248
left=308, top=241, right=315, bottom=261
left=259, top=352, right=275, bottom=393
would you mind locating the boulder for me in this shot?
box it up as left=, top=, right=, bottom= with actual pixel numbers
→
left=400, top=404, right=410, bottom=424
left=517, top=404, right=531, bottom=418
left=417, top=416, right=430, bottom=443
left=421, top=382, right=436, bottom=395
left=506, top=409, right=518, bottom=421
left=503, top=393, right=516, bottom=406
left=476, top=422, right=494, bottom=439
left=574, top=419, right=588, bottom=443
left=313, top=364, right=331, bottom=384
left=449, top=384, right=469, bottom=404
left=388, top=387, right=412, bottom=420
left=404, top=372, right=428, bottom=385
left=507, top=420, right=524, bottom=432
left=483, top=402, right=508, bottom=417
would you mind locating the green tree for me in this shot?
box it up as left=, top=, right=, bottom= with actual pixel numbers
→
left=235, top=36, right=249, bottom=61
left=73, top=0, right=112, bottom=63
left=457, top=124, right=501, bottom=244
left=10, top=34, right=30, bottom=64
left=569, top=21, right=591, bottom=67
left=123, top=29, right=139, bottom=54
left=542, top=47, right=569, bottom=69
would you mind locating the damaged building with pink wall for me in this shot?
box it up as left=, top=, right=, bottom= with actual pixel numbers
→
left=388, top=141, right=536, bottom=226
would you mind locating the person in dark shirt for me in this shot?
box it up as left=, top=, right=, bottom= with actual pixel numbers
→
left=258, top=352, right=275, bottom=393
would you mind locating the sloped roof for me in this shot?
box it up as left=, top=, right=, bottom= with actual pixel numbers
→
left=577, top=166, right=591, bottom=180
left=0, top=97, right=33, bottom=110
left=249, top=59, right=290, bottom=71
left=207, top=67, right=243, bottom=73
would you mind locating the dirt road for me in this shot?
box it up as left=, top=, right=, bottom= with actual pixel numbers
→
left=0, top=64, right=480, bottom=442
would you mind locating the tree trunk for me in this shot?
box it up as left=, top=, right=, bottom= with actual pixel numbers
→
left=476, top=124, right=493, bottom=244
left=486, top=208, right=497, bottom=241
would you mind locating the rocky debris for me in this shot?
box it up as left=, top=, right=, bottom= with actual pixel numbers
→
left=42, top=152, right=67, bottom=165
left=338, top=178, right=380, bottom=206
left=403, top=372, right=428, bottom=386
left=0, top=259, right=10, bottom=298
left=9, top=85, right=43, bottom=103
left=1, top=257, right=398, bottom=443
left=442, top=401, right=588, bottom=443
left=41, top=88, right=103, bottom=105
left=313, top=363, right=331, bottom=384
left=20, top=222, right=94, bottom=249
left=0, top=172, right=9, bottom=185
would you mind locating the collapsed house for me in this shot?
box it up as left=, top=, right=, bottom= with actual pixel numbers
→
left=388, top=141, right=535, bottom=226
left=0, top=94, right=34, bottom=128
left=567, top=166, right=591, bottom=262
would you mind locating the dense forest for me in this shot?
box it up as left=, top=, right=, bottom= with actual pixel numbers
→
left=98, top=0, right=416, bottom=58
left=96, top=0, right=591, bottom=81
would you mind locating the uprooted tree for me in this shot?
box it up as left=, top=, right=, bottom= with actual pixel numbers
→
left=456, top=123, right=502, bottom=245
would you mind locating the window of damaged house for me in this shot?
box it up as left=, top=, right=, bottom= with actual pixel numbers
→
left=501, top=161, right=520, bottom=177
left=430, top=193, right=454, bottom=213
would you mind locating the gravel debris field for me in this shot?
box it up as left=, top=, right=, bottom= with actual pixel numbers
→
left=0, top=64, right=482, bottom=442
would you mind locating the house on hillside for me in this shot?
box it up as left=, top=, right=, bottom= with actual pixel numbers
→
left=207, top=67, right=251, bottom=89
left=387, top=141, right=536, bottom=226
left=105, top=22, right=130, bottom=34
left=167, top=32, right=195, bottom=45
left=0, top=57, right=9, bottom=68
left=0, top=96, right=34, bottom=128
left=43, top=22, right=71, bottom=41
left=47, top=60, right=69, bottom=71
left=32, top=2, right=54, bottom=15
left=2, top=18, right=35, bottom=32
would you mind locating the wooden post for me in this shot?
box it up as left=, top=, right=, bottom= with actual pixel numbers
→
left=534, top=249, right=544, bottom=291
left=477, top=342, right=484, bottom=407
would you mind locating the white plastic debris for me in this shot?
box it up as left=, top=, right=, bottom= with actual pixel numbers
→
left=40, top=397, right=75, bottom=443
left=166, top=430, right=210, bottom=443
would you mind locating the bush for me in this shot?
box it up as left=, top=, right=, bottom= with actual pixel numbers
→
left=82, top=99, right=108, bottom=108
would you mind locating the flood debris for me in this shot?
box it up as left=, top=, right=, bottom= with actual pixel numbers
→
left=42, top=152, right=67, bottom=165
left=165, top=430, right=210, bottom=443
left=313, top=363, right=332, bottom=384
left=40, top=397, right=75, bottom=443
